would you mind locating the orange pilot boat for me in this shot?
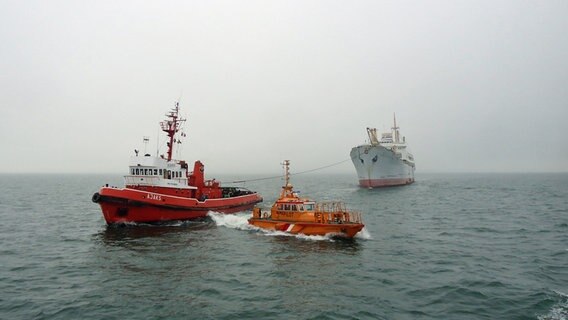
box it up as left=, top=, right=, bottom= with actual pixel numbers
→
left=92, top=101, right=263, bottom=224
left=248, top=160, right=364, bottom=238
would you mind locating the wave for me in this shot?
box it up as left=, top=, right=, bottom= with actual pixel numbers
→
left=356, top=227, right=372, bottom=240
left=538, top=290, right=568, bottom=320
left=207, top=211, right=255, bottom=231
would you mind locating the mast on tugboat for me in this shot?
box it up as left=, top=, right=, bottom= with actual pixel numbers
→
left=281, top=160, right=294, bottom=198
left=160, top=102, right=186, bottom=161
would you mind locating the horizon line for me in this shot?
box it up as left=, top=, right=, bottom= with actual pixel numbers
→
left=1, top=171, right=567, bottom=175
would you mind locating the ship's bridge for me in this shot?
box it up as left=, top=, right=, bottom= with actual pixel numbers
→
left=124, top=155, right=193, bottom=189
left=274, top=201, right=316, bottom=212
left=380, top=132, right=393, bottom=143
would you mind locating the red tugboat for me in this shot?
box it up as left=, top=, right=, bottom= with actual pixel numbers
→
left=92, top=102, right=263, bottom=224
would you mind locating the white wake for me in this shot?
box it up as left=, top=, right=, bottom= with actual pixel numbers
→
left=538, top=290, right=568, bottom=320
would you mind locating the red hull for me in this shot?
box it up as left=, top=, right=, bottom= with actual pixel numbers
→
left=94, top=187, right=262, bottom=224
left=359, top=178, right=414, bottom=188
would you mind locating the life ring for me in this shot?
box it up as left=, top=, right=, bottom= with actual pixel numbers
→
left=92, top=192, right=101, bottom=203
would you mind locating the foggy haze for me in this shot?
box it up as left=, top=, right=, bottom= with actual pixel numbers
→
left=1, top=1, right=567, bottom=175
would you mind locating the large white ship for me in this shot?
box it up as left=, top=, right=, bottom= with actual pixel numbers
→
left=350, top=115, right=415, bottom=188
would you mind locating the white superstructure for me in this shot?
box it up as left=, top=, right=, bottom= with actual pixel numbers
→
left=350, top=115, right=415, bottom=188
left=124, top=154, right=195, bottom=189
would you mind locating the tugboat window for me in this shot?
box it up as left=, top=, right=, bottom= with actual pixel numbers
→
left=136, top=168, right=140, bottom=175
left=154, top=169, right=158, bottom=175
left=159, top=169, right=163, bottom=176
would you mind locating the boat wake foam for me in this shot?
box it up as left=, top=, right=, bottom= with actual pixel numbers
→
left=208, top=211, right=255, bottom=231
left=270, top=230, right=331, bottom=241
left=356, top=227, right=372, bottom=240
left=538, top=290, right=568, bottom=320
left=208, top=211, right=370, bottom=242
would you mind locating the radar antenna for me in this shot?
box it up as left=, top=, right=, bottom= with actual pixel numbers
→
left=160, top=101, right=187, bottom=161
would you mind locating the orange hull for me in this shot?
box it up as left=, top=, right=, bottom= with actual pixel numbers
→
left=248, top=218, right=364, bottom=238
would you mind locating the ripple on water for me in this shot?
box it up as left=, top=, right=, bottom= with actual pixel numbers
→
left=1, top=173, right=567, bottom=319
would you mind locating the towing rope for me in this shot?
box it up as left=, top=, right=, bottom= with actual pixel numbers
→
left=224, top=158, right=354, bottom=184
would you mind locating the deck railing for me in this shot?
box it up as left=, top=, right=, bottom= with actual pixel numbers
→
left=315, top=201, right=363, bottom=224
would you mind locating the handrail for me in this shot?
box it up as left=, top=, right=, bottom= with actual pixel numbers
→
left=314, top=202, right=363, bottom=224
left=316, top=201, right=348, bottom=213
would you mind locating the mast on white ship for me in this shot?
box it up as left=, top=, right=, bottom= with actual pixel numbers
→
left=160, top=102, right=186, bottom=161
left=392, top=113, right=400, bottom=144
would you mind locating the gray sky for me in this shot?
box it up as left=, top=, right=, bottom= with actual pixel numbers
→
left=1, top=0, right=567, bottom=174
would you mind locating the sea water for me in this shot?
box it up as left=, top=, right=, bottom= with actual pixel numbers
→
left=0, top=173, right=566, bottom=319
